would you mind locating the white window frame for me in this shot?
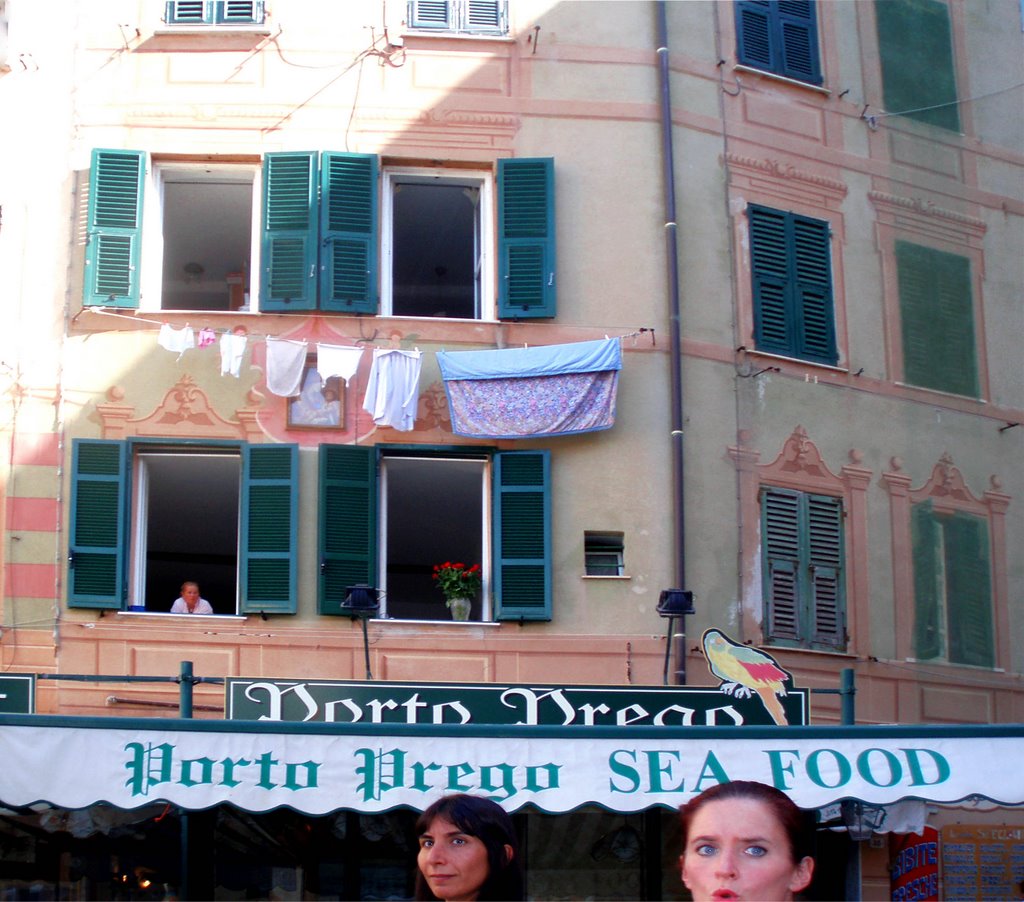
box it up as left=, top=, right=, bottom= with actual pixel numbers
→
left=140, top=160, right=261, bottom=313
left=378, top=455, right=493, bottom=620
left=380, top=165, right=496, bottom=321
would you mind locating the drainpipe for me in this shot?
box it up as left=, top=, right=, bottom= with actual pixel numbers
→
left=656, top=1, right=689, bottom=684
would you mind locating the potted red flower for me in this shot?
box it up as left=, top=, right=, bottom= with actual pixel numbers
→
left=432, top=561, right=481, bottom=620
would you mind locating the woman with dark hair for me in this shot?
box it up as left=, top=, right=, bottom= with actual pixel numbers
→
left=678, top=780, right=815, bottom=901
left=415, top=793, right=523, bottom=901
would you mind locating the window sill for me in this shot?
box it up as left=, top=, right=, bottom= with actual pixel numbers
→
left=733, top=65, right=829, bottom=97
left=400, top=31, right=514, bottom=45
left=903, top=657, right=1003, bottom=674
left=369, top=617, right=501, bottom=627
left=135, top=27, right=273, bottom=52
left=116, top=611, right=244, bottom=620
left=581, top=574, right=631, bottom=580
left=739, top=348, right=848, bottom=375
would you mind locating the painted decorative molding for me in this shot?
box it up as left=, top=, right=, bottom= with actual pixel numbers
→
left=903, top=452, right=1005, bottom=516
left=725, top=153, right=847, bottom=199
left=868, top=190, right=987, bottom=241
left=758, top=425, right=843, bottom=491
left=97, top=375, right=263, bottom=441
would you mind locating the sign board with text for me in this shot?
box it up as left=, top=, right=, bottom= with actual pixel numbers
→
left=0, top=675, right=34, bottom=714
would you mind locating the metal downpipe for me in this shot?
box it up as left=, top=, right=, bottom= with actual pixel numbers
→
left=656, top=1, right=688, bottom=683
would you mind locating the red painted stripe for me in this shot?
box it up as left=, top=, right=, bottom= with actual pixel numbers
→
left=6, top=497, right=59, bottom=531
left=4, top=563, right=59, bottom=599
left=12, top=433, right=61, bottom=467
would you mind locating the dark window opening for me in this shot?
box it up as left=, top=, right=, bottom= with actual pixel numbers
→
left=134, top=450, right=240, bottom=613
left=382, top=456, right=486, bottom=620
left=391, top=181, right=479, bottom=319
left=585, top=531, right=625, bottom=576
left=160, top=167, right=253, bottom=311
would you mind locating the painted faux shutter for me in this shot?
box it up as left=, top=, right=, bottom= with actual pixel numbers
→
left=68, top=439, right=127, bottom=609
left=494, top=450, right=551, bottom=621
left=896, top=241, right=978, bottom=398
left=910, top=502, right=942, bottom=660
left=875, top=0, right=959, bottom=131
left=498, top=158, right=556, bottom=319
left=261, top=152, right=319, bottom=312
left=319, top=153, right=379, bottom=314
left=735, top=1, right=821, bottom=86
left=318, top=445, right=378, bottom=615
left=749, top=206, right=836, bottom=366
left=762, top=488, right=802, bottom=642
left=807, top=493, right=844, bottom=648
left=943, top=512, right=994, bottom=668
left=84, top=149, right=145, bottom=308
left=239, top=444, right=298, bottom=614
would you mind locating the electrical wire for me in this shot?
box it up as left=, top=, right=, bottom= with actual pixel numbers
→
left=864, top=80, right=1024, bottom=124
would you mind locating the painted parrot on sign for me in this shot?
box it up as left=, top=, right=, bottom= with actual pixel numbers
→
left=702, top=628, right=793, bottom=725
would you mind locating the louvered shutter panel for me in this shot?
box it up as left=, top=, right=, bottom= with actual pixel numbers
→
left=410, top=0, right=451, bottom=29
left=320, top=153, right=378, bottom=314
left=498, top=158, right=556, bottom=319
left=85, top=149, right=145, bottom=308
left=910, top=502, right=942, bottom=660
left=807, top=493, right=844, bottom=648
left=216, top=1, right=263, bottom=24
left=736, top=2, right=774, bottom=70
left=778, top=1, right=822, bottom=84
left=239, top=444, right=297, bottom=614
left=792, top=214, right=837, bottom=365
left=68, top=440, right=127, bottom=609
left=466, top=0, right=504, bottom=33
left=494, top=450, right=551, bottom=621
left=944, top=513, right=994, bottom=668
left=166, top=1, right=211, bottom=24
left=261, top=152, right=319, bottom=312
left=749, top=206, right=793, bottom=355
left=762, top=488, right=802, bottom=641
left=318, top=445, right=378, bottom=615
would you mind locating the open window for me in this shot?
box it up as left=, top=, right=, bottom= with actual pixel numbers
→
left=382, top=168, right=492, bottom=319
left=68, top=440, right=297, bottom=614
left=318, top=446, right=551, bottom=622
left=150, top=161, right=258, bottom=312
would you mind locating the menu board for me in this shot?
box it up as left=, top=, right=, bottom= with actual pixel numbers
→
left=941, top=824, right=1024, bottom=900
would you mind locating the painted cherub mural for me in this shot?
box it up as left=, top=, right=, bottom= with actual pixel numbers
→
left=701, top=628, right=793, bottom=725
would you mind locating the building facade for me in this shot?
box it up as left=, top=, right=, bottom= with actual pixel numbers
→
left=1, top=0, right=1021, bottom=898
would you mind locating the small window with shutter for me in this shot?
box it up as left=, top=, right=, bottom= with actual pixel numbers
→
left=735, top=0, right=822, bottom=86
left=164, top=1, right=265, bottom=26
left=408, top=1, right=508, bottom=36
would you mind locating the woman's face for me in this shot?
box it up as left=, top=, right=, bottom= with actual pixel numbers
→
left=182, top=585, right=200, bottom=608
left=680, top=797, right=813, bottom=902
left=417, top=816, right=492, bottom=901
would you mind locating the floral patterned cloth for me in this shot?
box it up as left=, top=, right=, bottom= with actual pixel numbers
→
left=444, top=370, right=619, bottom=438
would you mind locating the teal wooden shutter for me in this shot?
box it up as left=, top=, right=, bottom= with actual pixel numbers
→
left=944, top=512, right=994, bottom=668
left=240, top=444, right=297, bottom=613
left=165, top=1, right=211, bottom=25
left=261, top=152, right=318, bottom=312
left=736, top=2, right=821, bottom=85
left=68, top=439, right=127, bottom=609
left=750, top=206, right=792, bottom=356
left=911, top=502, right=942, bottom=660
left=875, top=0, right=959, bottom=131
left=318, top=445, right=377, bottom=615
left=750, top=206, right=836, bottom=365
left=762, top=488, right=802, bottom=642
left=466, top=1, right=505, bottom=34
left=320, top=153, right=378, bottom=314
left=792, top=214, right=837, bottom=365
left=807, top=493, right=844, bottom=648
left=494, top=450, right=551, bottom=621
left=410, top=0, right=451, bottom=29
left=84, top=149, right=145, bottom=308
left=896, top=241, right=978, bottom=397
left=216, top=1, right=263, bottom=24
left=498, top=158, right=556, bottom=319
left=778, top=1, right=821, bottom=84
